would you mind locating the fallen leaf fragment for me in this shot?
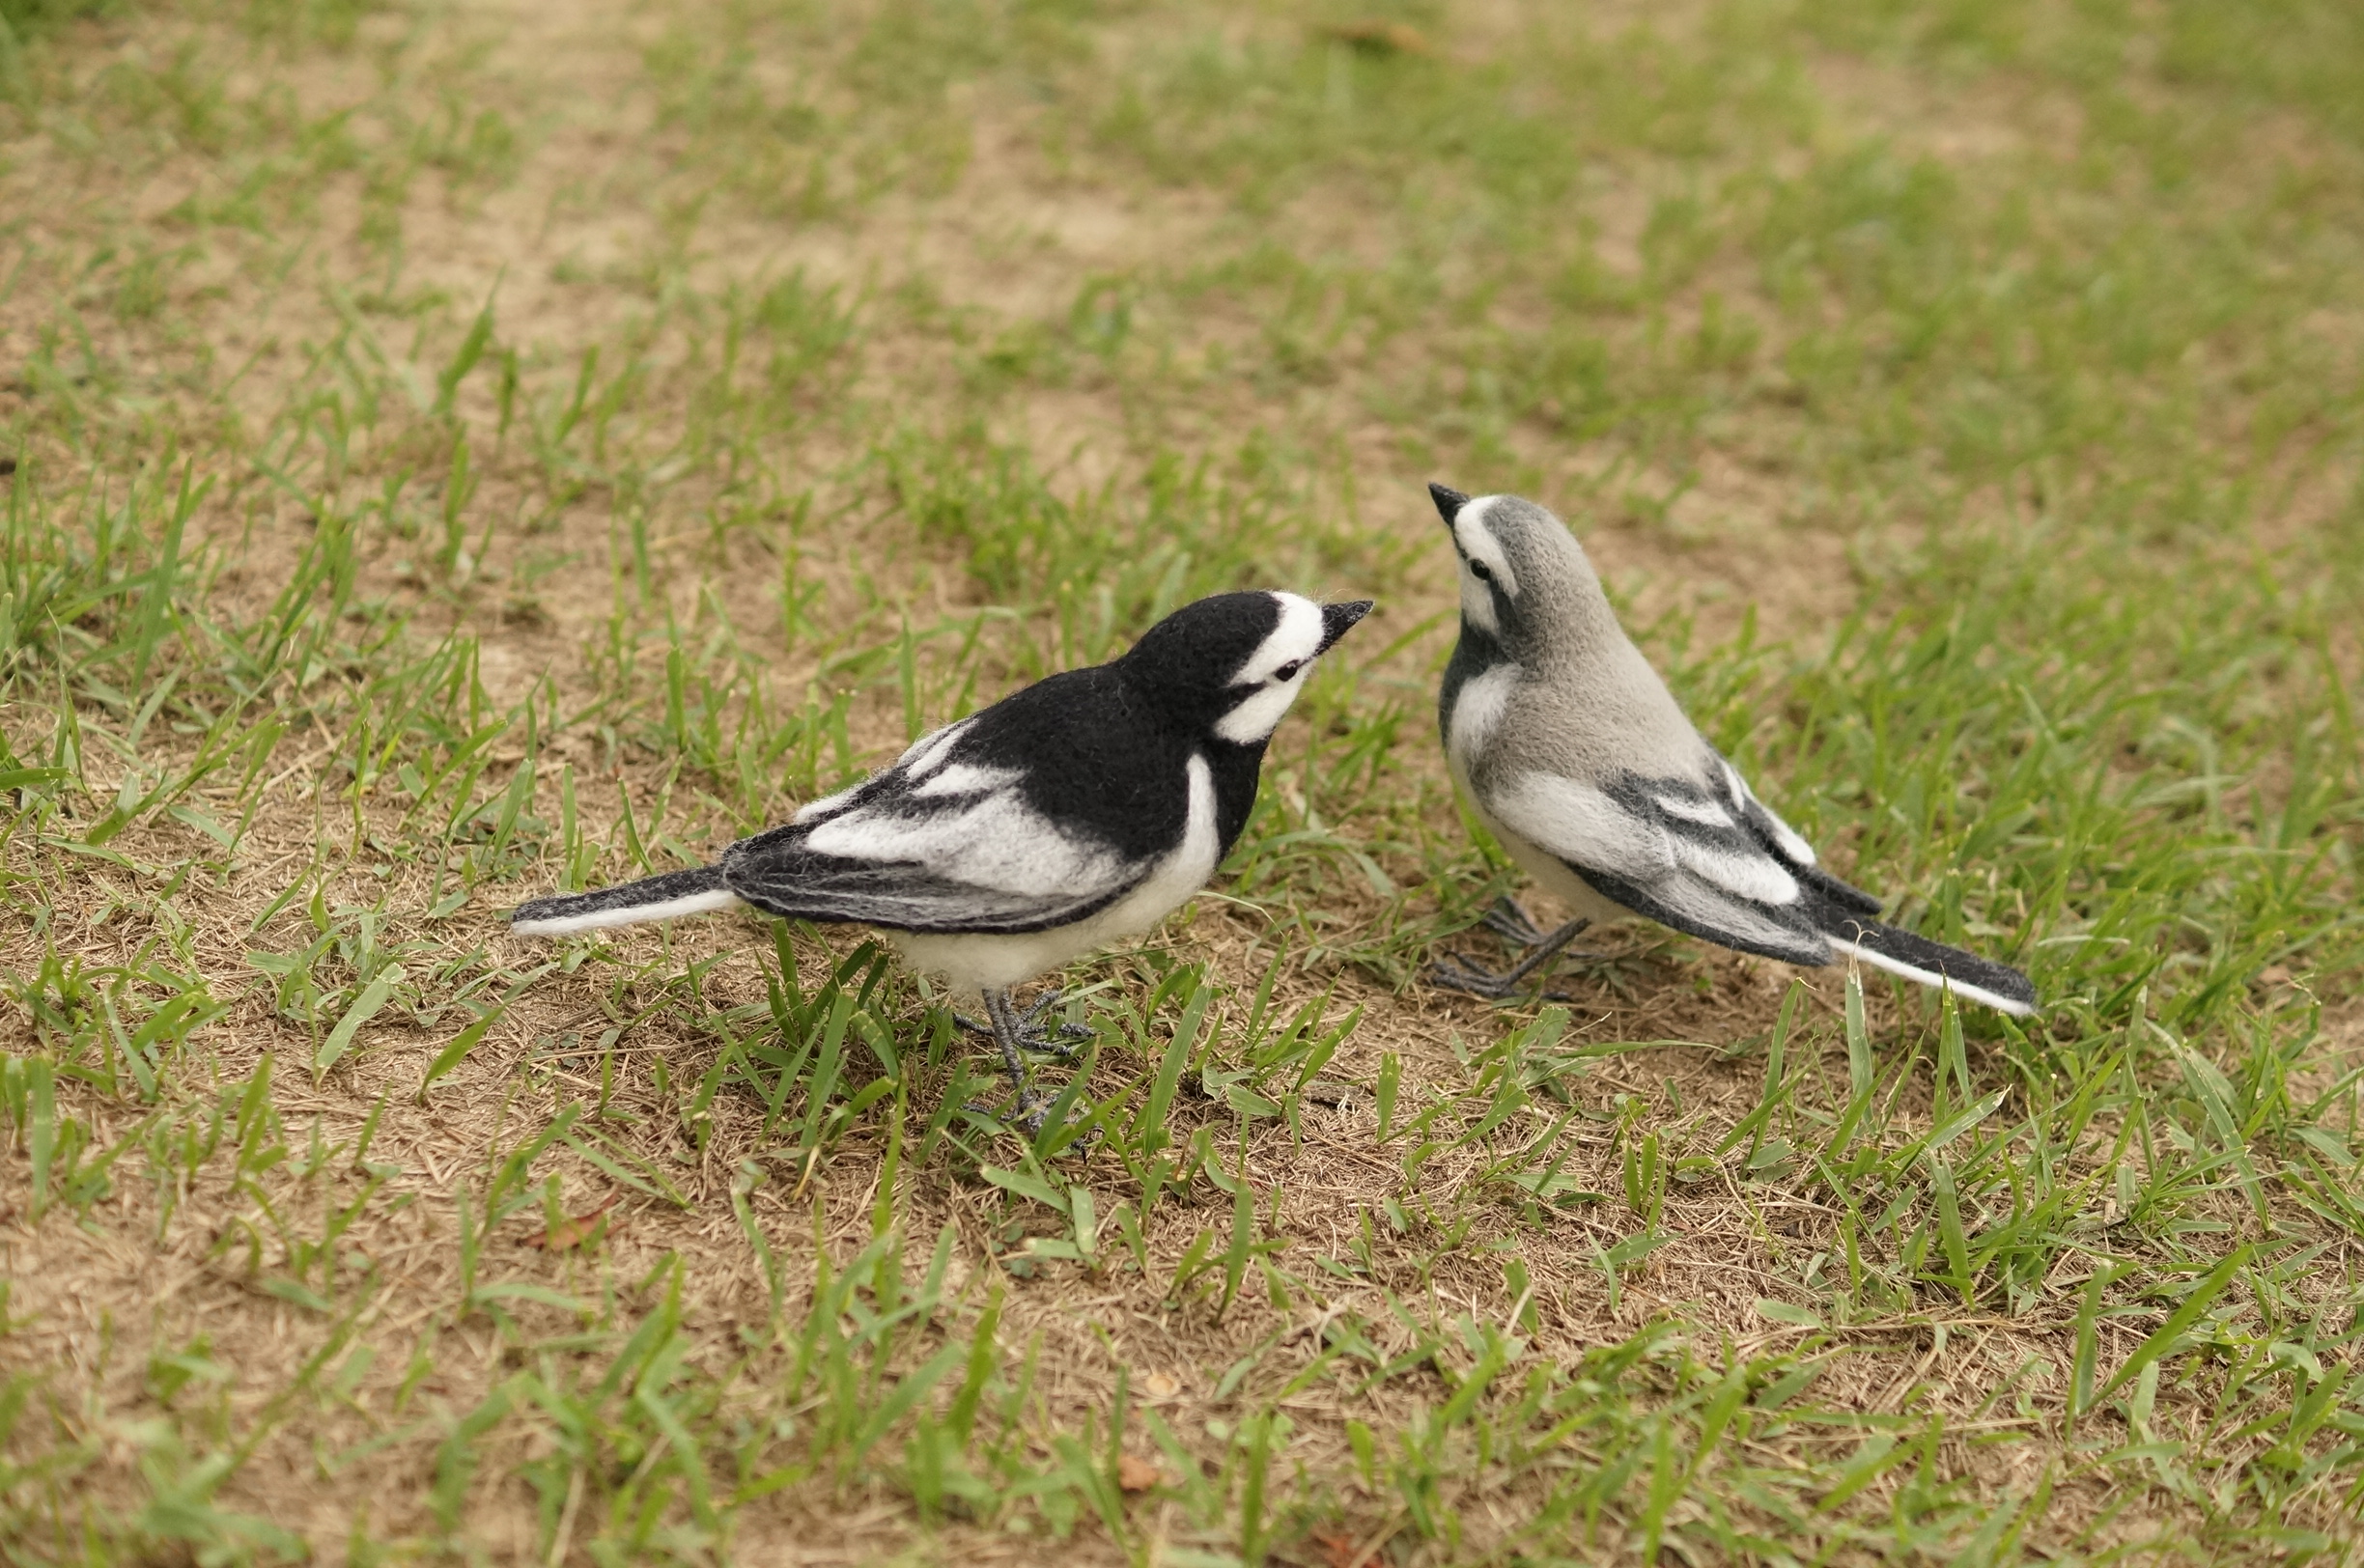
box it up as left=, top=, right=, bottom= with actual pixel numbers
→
left=1312, top=1528, right=1362, bottom=1568
left=531, top=1191, right=618, bottom=1250
left=1117, top=1453, right=1162, bottom=1493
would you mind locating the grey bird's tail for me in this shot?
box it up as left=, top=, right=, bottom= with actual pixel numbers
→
left=1819, top=911, right=2037, bottom=1018
left=510, top=866, right=741, bottom=938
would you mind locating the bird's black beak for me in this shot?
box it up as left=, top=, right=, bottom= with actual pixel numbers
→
left=1428, top=482, right=1469, bottom=525
left=1317, top=600, right=1374, bottom=654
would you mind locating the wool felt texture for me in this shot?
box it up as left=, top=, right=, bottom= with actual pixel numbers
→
left=511, top=590, right=1373, bottom=1121
left=740, top=584, right=1363, bottom=930
left=1431, top=483, right=2036, bottom=1017
left=514, top=591, right=1370, bottom=951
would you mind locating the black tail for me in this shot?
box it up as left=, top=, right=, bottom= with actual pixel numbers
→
left=509, top=865, right=737, bottom=937
left=1821, top=912, right=2037, bottom=1018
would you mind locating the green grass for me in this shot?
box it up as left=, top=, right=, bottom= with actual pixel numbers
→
left=1, top=0, right=2361, bottom=1561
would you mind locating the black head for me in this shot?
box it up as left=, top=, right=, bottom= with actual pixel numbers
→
left=1119, top=590, right=1373, bottom=743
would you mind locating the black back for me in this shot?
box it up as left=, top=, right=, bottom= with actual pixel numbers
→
left=718, top=594, right=1288, bottom=934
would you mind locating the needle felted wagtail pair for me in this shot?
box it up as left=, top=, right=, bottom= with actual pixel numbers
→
left=511, top=591, right=1373, bottom=1124
left=1428, top=484, right=2036, bottom=1017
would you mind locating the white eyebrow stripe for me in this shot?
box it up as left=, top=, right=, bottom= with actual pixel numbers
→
left=1228, top=593, right=1325, bottom=686
left=1453, top=496, right=1519, bottom=598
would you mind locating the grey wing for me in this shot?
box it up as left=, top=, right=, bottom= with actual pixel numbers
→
left=722, top=758, right=1146, bottom=936
left=1485, top=764, right=1836, bottom=966
left=1701, top=748, right=1882, bottom=916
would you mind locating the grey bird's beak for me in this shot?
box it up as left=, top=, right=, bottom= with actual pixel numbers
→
left=1427, top=482, right=1470, bottom=524
left=1318, top=600, right=1374, bottom=654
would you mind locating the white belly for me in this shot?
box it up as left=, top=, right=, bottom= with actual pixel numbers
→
left=1472, top=801, right=1627, bottom=926
left=1446, top=728, right=1625, bottom=928
left=891, top=753, right=1223, bottom=994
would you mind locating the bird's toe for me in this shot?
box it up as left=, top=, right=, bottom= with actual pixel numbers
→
left=1479, top=896, right=1551, bottom=948
left=1429, top=952, right=1579, bottom=1004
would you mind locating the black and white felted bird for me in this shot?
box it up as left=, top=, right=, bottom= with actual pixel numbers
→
left=511, top=590, right=1375, bottom=1122
left=1427, top=484, right=2036, bottom=1017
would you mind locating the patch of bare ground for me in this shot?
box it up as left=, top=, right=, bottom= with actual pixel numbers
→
left=0, top=835, right=2187, bottom=1553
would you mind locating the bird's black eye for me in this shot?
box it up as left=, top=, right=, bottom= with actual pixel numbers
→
left=1272, top=660, right=1304, bottom=684
left=1468, top=558, right=1493, bottom=583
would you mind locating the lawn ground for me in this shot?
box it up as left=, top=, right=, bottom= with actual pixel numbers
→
left=2, top=0, right=2362, bottom=1561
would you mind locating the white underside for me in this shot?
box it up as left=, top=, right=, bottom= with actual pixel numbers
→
left=1473, top=804, right=1632, bottom=929
left=894, top=753, right=1223, bottom=994
left=1449, top=674, right=1618, bottom=925
left=510, top=887, right=745, bottom=937
left=1827, top=937, right=2036, bottom=1018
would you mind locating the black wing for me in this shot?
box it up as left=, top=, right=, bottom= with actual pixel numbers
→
left=721, top=672, right=1190, bottom=935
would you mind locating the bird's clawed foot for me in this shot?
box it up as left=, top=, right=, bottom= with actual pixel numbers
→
left=1431, top=904, right=1595, bottom=1001
left=1431, top=951, right=1574, bottom=1001
left=960, top=988, right=1093, bottom=1139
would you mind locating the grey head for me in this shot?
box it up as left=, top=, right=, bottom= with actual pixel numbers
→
left=1427, top=483, right=1624, bottom=670
left=1429, top=482, right=1704, bottom=780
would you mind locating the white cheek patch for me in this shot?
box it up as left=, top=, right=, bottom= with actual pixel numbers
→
left=1215, top=592, right=1328, bottom=744
left=1215, top=674, right=1309, bottom=745
left=1459, top=570, right=1500, bottom=635
left=1228, top=592, right=1326, bottom=686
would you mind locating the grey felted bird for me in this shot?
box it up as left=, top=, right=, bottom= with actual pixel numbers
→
left=1427, top=483, right=2036, bottom=1017
left=511, top=590, right=1374, bottom=1125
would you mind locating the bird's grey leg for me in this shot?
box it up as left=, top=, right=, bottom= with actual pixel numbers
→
left=955, top=989, right=1092, bottom=1061
left=1432, top=917, right=1593, bottom=1001
left=975, top=986, right=1050, bottom=1133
